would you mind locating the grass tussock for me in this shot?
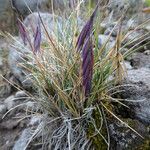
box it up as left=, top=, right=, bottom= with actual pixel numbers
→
left=7, top=1, right=150, bottom=149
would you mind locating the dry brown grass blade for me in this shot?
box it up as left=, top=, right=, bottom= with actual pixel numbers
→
left=142, top=7, right=150, bottom=13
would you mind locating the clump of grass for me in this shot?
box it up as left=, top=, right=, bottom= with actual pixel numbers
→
left=8, top=1, right=150, bottom=149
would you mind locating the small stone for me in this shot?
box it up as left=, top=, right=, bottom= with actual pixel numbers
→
left=6, top=141, right=9, bottom=145
left=15, top=90, right=27, bottom=98
left=0, top=119, right=19, bottom=130
left=11, top=0, right=49, bottom=17
left=29, top=116, right=42, bottom=126
left=124, top=61, right=133, bottom=70
left=127, top=68, right=150, bottom=88
left=13, top=128, right=32, bottom=150
left=25, top=101, right=36, bottom=111
left=0, top=82, right=12, bottom=98
left=129, top=52, right=150, bottom=69
left=26, top=101, right=35, bottom=108
left=144, top=50, right=150, bottom=55
left=0, top=104, right=7, bottom=114
left=4, top=95, right=15, bottom=110
left=98, top=34, right=115, bottom=50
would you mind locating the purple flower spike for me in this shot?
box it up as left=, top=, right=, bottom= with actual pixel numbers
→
left=34, top=19, right=41, bottom=53
left=82, top=37, right=94, bottom=97
left=76, top=4, right=98, bottom=51
left=76, top=4, right=99, bottom=97
left=17, top=19, right=27, bottom=45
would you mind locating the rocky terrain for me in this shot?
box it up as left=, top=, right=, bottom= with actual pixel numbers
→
left=0, top=0, right=150, bottom=149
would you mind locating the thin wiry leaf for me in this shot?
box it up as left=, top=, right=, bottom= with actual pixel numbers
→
left=17, top=19, right=27, bottom=45
left=34, top=19, right=41, bottom=53
left=82, top=37, right=94, bottom=97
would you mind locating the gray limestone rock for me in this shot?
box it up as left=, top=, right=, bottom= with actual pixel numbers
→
left=11, top=0, right=78, bottom=17
left=98, top=34, right=116, bottom=50
left=4, top=95, right=15, bottom=110
left=8, top=37, right=33, bottom=89
left=15, top=90, right=27, bottom=98
left=11, top=0, right=49, bottom=17
left=0, top=0, right=9, bottom=14
left=109, top=119, right=149, bottom=150
left=0, top=82, right=12, bottom=98
left=127, top=67, right=150, bottom=89
left=129, top=52, right=150, bottom=69
left=101, top=0, right=144, bottom=37
left=13, top=128, right=32, bottom=150
left=0, top=104, right=7, bottom=114
left=29, top=115, right=42, bottom=126
left=115, top=67, right=150, bottom=124
left=105, top=0, right=143, bottom=22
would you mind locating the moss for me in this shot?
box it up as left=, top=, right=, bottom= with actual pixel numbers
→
left=145, top=0, right=150, bottom=7
left=138, top=139, right=150, bottom=150
left=87, top=108, right=108, bottom=150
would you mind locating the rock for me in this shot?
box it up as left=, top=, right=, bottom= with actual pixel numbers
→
left=11, top=0, right=78, bottom=17
left=15, top=90, right=27, bottom=98
left=0, top=38, right=9, bottom=72
left=25, top=101, right=36, bottom=111
left=114, top=67, right=150, bottom=124
left=106, top=0, right=143, bottom=22
left=98, top=34, right=115, bottom=50
left=0, top=0, right=16, bottom=34
left=144, top=50, right=150, bottom=55
left=101, top=0, right=145, bottom=38
left=4, top=95, right=15, bottom=110
left=0, top=104, right=7, bottom=114
left=8, top=37, right=33, bottom=89
left=124, top=61, right=133, bottom=70
left=23, top=12, right=63, bottom=39
left=0, top=82, right=12, bottom=98
left=103, top=23, right=120, bottom=37
left=0, top=116, right=28, bottom=149
left=127, top=67, right=150, bottom=88
left=4, top=92, right=30, bottom=111
left=129, top=52, right=150, bottom=69
left=11, top=0, right=49, bottom=17
left=0, top=39, right=12, bottom=98
left=13, top=128, right=32, bottom=150
left=109, top=119, right=149, bottom=150
left=0, top=119, right=19, bottom=130
left=123, top=29, right=150, bottom=50
left=29, top=116, right=42, bottom=126
left=0, top=0, right=9, bottom=14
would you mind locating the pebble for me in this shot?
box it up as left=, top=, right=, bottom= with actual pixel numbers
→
left=15, top=90, right=27, bottom=98
left=4, top=95, right=15, bottom=110
left=144, top=50, right=150, bottom=55
left=13, top=128, right=32, bottom=150
left=0, top=104, right=7, bottom=114
left=29, top=116, right=42, bottom=126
